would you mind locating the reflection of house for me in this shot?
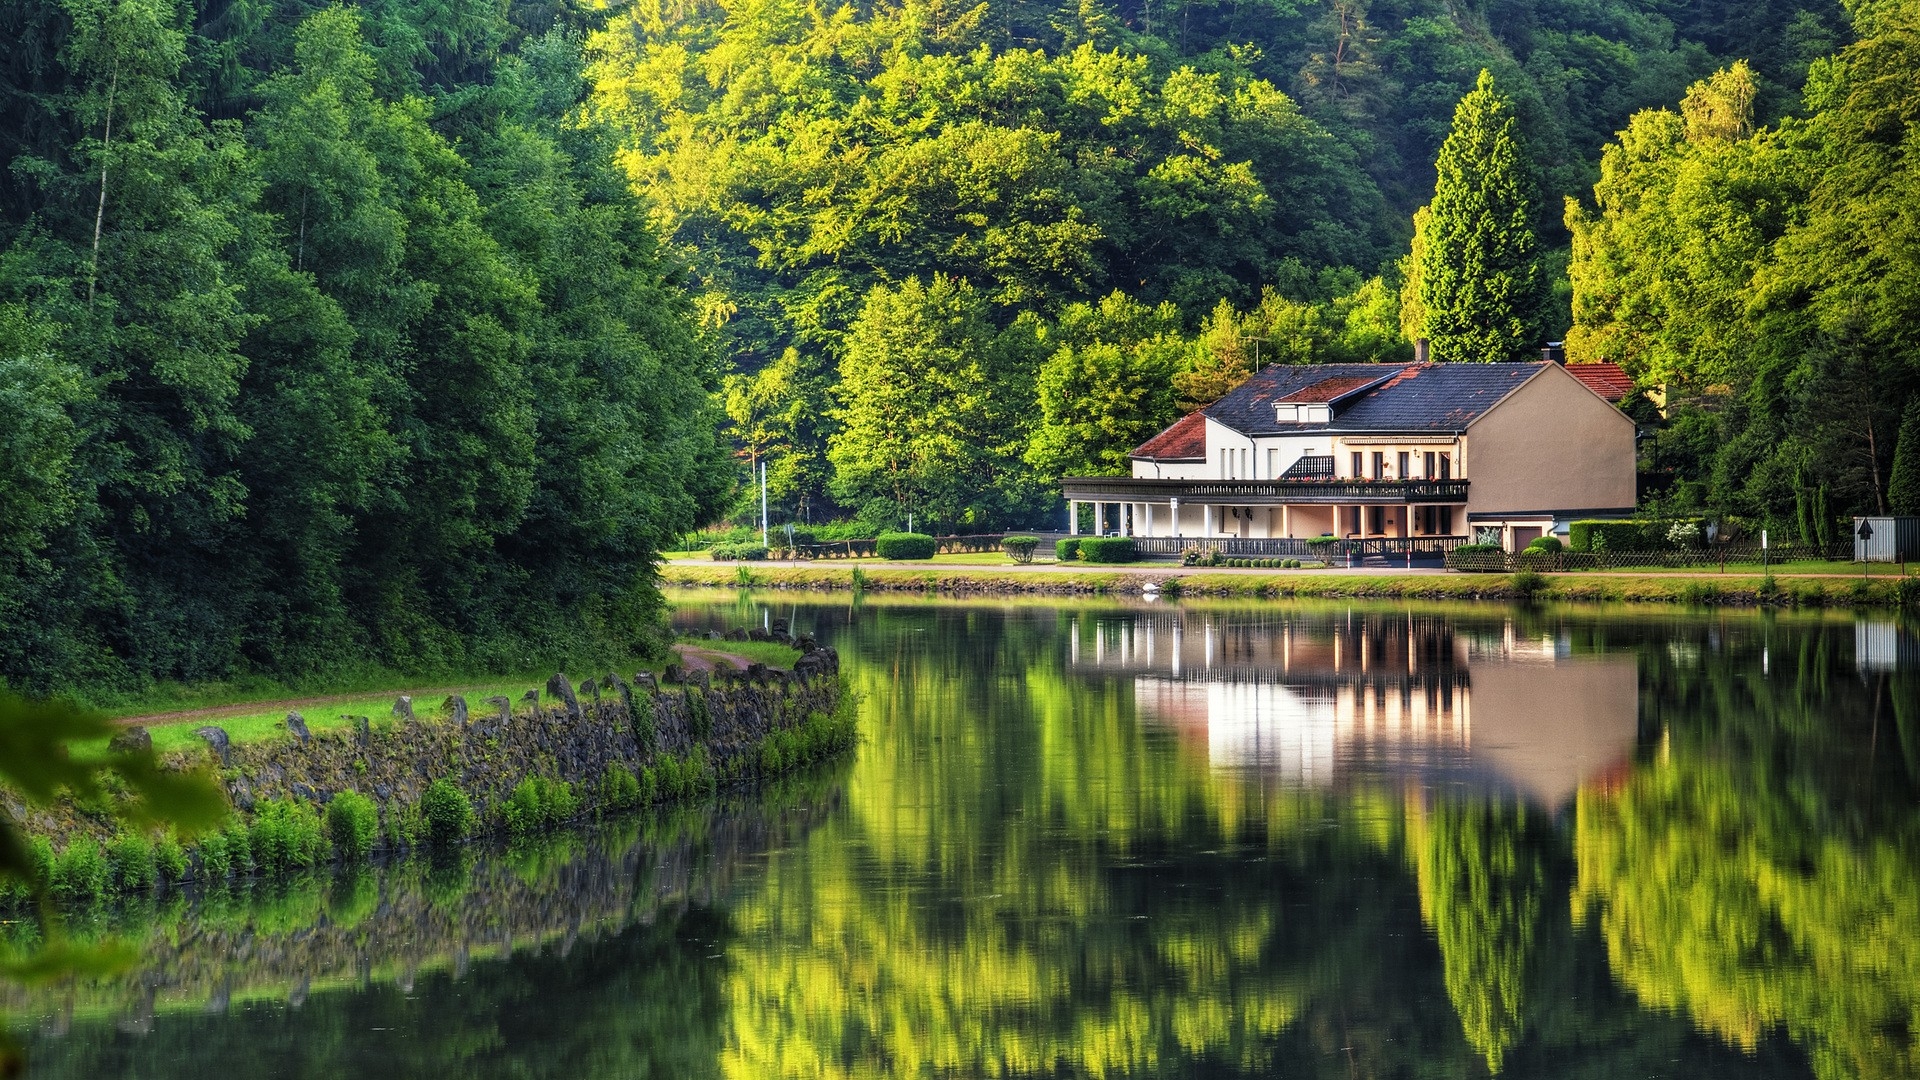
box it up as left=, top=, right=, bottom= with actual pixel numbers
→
left=1072, top=610, right=1638, bottom=806
left=1060, top=361, right=1636, bottom=553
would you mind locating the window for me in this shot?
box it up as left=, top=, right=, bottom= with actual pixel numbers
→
left=1368, top=507, right=1384, bottom=534
left=1397, top=451, right=1410, bottom=479
left=1351, top=452, right=1363, bottom=478
left=1424, top=451, right=1436, bottom=478
left=1372, top=452, right=1385, bottom=480
left=1438, top=453, right=1452, bottom=480
left=1268, top=448, right=1277, bottom=477
left=1348, top=507, right=1362, bottom=535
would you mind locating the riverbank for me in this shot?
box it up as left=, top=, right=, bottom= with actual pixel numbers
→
left=663, top=562, right=1920, bottom=607
left=4, top=633, right=852, bottom=904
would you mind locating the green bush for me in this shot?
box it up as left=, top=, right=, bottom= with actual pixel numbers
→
left=601, top=764, right=644, bottom=810
left=328, top=791, right=380, bottom=860
left=155, top=835, right=188, bottom=882
left=108, top=834, right=156, bottom=892
left=1525, top=535, right=1564, bottom=553
left=1056, top=538, right=1081, bottom=561
left=1002, top=536, right=1041, bottom=563
left=876, top=532, right=937, bottom=560
left=50, top=842, right=109, bottom=903
left=1510, top=570, right=1548, bottom=598
left=1569, top=519, right=1658, bottom=552
left=196, top=831, right=233, bottom=881
left=252, top=799, right=329, bottom=874
left=502, top=777, right=579, bottom=837
left=653, top=748, right=717, bottom=802
left=1078, top=537, right=1138, bottom=563
left=709, top=543, right=769, bottom=561
left=421, top=779, right=475, bottom=844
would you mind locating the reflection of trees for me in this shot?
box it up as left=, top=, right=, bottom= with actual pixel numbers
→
left=1578, top=630, right=1920, bottom=1080
left=1409, top=797, right=1551, bottom=1074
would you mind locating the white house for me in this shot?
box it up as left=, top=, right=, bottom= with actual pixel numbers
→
left=1059, top=360, right=1637, bottom=554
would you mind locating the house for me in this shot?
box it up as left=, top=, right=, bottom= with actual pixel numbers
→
left=1059, top=360, right=1637, bottom=554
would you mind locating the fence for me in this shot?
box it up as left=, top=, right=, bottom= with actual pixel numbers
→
left=1447, top=542, right=1854, bottom=573
left=1132, top=536, right=1473, bottom=561
left=780, top=534, right=1012, bottom=559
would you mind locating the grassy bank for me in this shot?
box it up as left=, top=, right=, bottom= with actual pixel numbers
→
left=663, top=563, right=1920, bottom=608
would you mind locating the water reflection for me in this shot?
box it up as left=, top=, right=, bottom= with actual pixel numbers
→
left=1071, top=607, right=1638, bottom=805
left=19, top=599, right=1920, bottom=1079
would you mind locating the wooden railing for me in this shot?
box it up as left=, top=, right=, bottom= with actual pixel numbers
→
left=1130, top=536, right=1473, bottom=559
left=1059, top=477, right=1469, bottom=504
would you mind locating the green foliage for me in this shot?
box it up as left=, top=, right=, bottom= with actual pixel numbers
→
left=686, top=688, right=713, bottom=740
left=1001, top=536, right=1041, bottom=563
left=501, top=777, right=580, bottom=838
left=49, top=843, right=109, bottom=904
left=1569, top=520, right=1659, bottom=553
left=1077, top=537, right=1139, bottom=564
left=600, top=764, right=644, bottom=811
left=326, top=792, right=379, bottom=861
left=629, top=692, right=658, bottom=754
left=875, top=533, right=938, bottom=561
left=1524, top=536, right=1564, bottom=554
left=420, top=780, right=475, bottom=845
left=1412, top=71, right=1547, bottom=362
left=651, top=748, right=716, bottom=803
left=250, top=800, right=328, bottom=874
left=1890, top=400, right=1920, bottom=516
left=154, top=835, right=187, bottom=883
left=1510, top=571, right=1548, bottom=598
left=106, top=834, right=155, bottom=892
left=709, top=544, right=769, bottom=561
left=1055, top=539, right=1082, bottom=562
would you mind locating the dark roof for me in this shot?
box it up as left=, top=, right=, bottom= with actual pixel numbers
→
left=1565, top=362, right=1634, bottom=403
left=1277, top=374, right=1388, bottom=403
left=1131, top=409, right=1209, bottom=460
left=1203, top=362, right=1548, bottom=436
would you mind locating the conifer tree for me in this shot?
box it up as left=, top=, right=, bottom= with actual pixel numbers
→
left=1412, top=70, right=1546, bottom=362
left=1890, top=398, right=1920, bottom=516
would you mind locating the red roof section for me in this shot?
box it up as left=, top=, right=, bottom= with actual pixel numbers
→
left=1131, top=410, right=1208, bottom=460
left=1277, top=375, right=1387, bottom=403
left=1565, top=362, right=1634, bottom=403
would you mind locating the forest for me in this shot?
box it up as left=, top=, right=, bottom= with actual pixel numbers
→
left=2, top=0, right=1913, bottom=693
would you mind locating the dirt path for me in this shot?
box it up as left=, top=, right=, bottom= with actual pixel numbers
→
left=669, top=642, right=761, bottom=672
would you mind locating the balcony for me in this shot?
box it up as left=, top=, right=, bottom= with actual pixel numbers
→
left=1059, top=476, right=1469, bottom=505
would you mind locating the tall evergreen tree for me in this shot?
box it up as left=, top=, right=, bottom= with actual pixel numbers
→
left=1413, top=70, right=1546, bottom=363
left=1890, top=398, right=1920, bottom=516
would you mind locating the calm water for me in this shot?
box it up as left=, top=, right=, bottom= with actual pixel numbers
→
left=16, top=596, right=1920, bottom=1079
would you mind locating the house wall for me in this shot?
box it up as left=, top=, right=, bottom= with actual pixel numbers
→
left=1463, top=364, right=1636, bottom=522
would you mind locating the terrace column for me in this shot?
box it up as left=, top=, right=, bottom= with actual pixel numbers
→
left=1204, top=504, right=1214, bottom=536
left=1069, top=501, right=1080, bottom=535
left=1281, top=504, right=1291, bottom=538
left=1169, top=498, right=1181, bottom=537
left=1144, top=503, right=1154, bottom=536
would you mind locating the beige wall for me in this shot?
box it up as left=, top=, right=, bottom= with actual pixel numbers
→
left=1463, top=364, right=1636, bottom=522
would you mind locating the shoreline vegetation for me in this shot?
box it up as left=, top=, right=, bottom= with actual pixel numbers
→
left=662, top=563, right=1920, bottom=609
left=2, top=633, right=854, bottom=910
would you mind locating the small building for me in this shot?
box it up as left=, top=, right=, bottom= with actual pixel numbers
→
left=1060, top=361, right=1637, bottom=555
left=1853, top=516, right=1920, bottom=563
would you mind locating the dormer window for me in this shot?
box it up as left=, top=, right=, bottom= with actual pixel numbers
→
left=1275, top=403, right=1330, bottom=424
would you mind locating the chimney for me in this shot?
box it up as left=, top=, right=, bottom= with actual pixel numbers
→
left=1414, top=338, right=1430, bottom=364
left=1541, top=341, right=1566, bottom=364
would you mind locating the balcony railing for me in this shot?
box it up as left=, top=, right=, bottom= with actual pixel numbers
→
left=1059, top=476, right=1469, bottom=504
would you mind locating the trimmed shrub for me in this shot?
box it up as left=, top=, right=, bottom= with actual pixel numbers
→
left=1056, top=538, right=1081, bottom=561
left=876, top=532, right=937, bottom=560
left=328, top=791, right=380, bottom=860
left=1525, top=535, right=1564, bottom=554
left=1078, top=537, right=1138, bottom=563
left=1002, top=536, right=1041, bottom=563
left=421, top=779, right=475, bottom=844
left=709, top=543, right=769, bottom=561
left=252, top=799, right=328, bottom=874
left=108, top=833, right=156, bottom=892
left=1569, top=519, right=1658, bottom=552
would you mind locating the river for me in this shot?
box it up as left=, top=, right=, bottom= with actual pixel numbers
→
left=15, top=595, right=1920, bottom=1078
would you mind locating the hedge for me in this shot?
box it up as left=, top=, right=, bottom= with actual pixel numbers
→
left=1567, top=520, right=1664, bottom=552
left=875, top=532, right=937, bottom=560
left=1056, top=538, right=1081, bottom=561
left=709, top=543, right=769, bottom=561
left=1078, top=537, right=1139, bottom=564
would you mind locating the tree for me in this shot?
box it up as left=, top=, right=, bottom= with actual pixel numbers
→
left=1025, top=292, right=1184, bottom=479
left=1412, top=70, right=1547, bottom=363
left=1891, top=399, right=1920, bottom=516
left=828, top=275, right=1039, bottom=530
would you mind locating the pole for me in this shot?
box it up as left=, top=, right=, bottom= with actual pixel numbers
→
left=760, top=462, right=768, bottom=548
